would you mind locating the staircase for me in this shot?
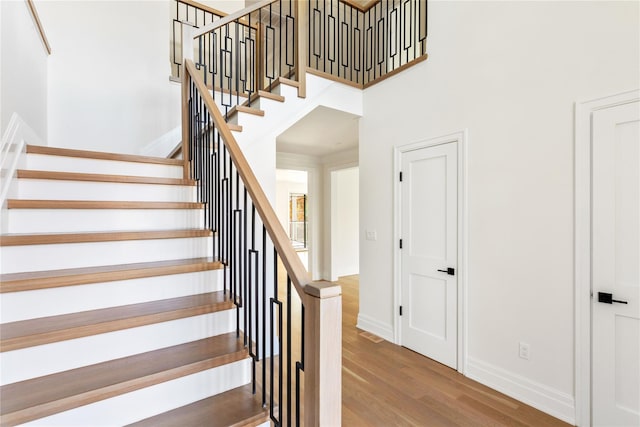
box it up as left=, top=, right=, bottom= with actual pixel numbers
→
left=0, top=145, right=268, bottom=426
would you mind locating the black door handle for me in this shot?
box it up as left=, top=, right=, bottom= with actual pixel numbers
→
left=598, top=292, right=628, bottom=304
left=437, top=267, right=455, bottom=276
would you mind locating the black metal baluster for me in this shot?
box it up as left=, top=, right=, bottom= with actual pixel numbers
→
left=279, top=0, right=282, bottom=80
left=215, top=133, right=221, bottom=261
left=295, top=305, right=304, bottom=426
left=337, top=0, right=340, bottom=79
left=221, top=149, right=228, bottom=295
left=270, top=246, right=282, bottom=426
left=262, top=224, right=267, bottom=407
left=247, top=13, right=252, bottom=107
left=250, top=204, right=260, bottom=373
left=267, top=3, right=274, bottom=87
left=322, top=0, right=326, bottom=73
left=248, top=248, right=258, bottom=393
left=286, top=275, right=291, bottom=426
left=235, top=18, right=240, bottom=108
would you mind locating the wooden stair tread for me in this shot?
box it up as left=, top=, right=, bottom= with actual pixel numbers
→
left=6, top=199, right=203, bottom=210
left=0, top=229, right=212, bottom=246
left=0, top=333, right=247, bottom=425
left=27, top=145, right=183, bottom=166
left=127, top=384, right=268, bottom=427
left=257, top=90, right=285, bottom=103
left=17, top=169, right=196, bottom=186
left=235, top=105, right=265, bottom=117
left=0, top=257, right=222, bottom=293
left=0, top=291, right=233, bottom=351
left=228, top=123, right=243, bottom=132
left=277, top=76, right=300, bottom=88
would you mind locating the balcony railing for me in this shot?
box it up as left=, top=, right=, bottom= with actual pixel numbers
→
left=172, top=0, right=428, bottom=90
left=171, top=0, right=227, bottom=79
left=308, top=0, right=428, bottom=87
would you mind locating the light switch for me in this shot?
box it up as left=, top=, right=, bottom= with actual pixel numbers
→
left=366, top=230, right=377, bottom=241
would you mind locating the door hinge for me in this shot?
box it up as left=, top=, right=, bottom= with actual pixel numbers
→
left=399, top=306, right=403, bottom=316
left=399, top=239, right=403, bottom=249
left=399, top=171, right=403, bottom=182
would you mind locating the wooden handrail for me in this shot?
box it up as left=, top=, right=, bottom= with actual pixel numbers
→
left=25, top=0, right=51, bottom=55
left=184, top=59, right=309, bottom=296
left=193, top=0, right=277, bottom=38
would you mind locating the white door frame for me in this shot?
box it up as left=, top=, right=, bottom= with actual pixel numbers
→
left=393, top=130, right=468, bottom=373
left=574, top=89, right=639, bottom=426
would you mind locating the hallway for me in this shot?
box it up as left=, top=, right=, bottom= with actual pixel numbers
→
left=339, top=275, right=570, bottom=426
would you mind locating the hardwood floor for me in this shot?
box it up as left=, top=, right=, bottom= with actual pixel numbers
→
left=339, top=275, right=571, bottom=427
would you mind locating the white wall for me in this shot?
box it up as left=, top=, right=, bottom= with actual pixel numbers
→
left=34, top=1, right=181, bottom=154
left=33, top=0, right=246, bottom=155
left=1, top=0, right=48, bottom=141
left=359, top=1, right=639, bottom=423
left=331, top=167, right=359, bottom=279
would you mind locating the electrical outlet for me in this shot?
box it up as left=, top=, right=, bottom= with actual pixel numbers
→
left=366, top=230, right=377, bottom=241
left=519, top=342, right=530, bottom=360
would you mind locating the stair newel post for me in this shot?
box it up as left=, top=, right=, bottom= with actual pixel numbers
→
left=181, top=24, right=195, bottom=179
left=303, top=282, right=342, bottom=426
left=295, top=0, right=307, bottom=98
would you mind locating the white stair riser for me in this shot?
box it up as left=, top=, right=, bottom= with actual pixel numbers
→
left=1, top=310, right=237, bottom=385
left=1, top=269, right=225, bottom=322
left=273, top=83, right=298, bottom=99
left=1, top=237, right=213, bottom=273
left=26, top=154, right=184, bottom=178
left=20, top=359, right=251, bottom=426
left=6, top=208, right=205, bottom=233
left=16, top=179, right=197, bottom=202
left=232, top=111, right=268, bottom=130
left=254, top=97, right=283, bottom=111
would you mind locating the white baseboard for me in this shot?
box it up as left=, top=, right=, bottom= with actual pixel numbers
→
left=466, top=357, right=575, bottom=425
left=356, top=313, right=394, bottom=342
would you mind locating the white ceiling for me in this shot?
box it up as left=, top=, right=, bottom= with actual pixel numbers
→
left=276, top=106, right=360, bottom=158
left=275, top=169, right=308, bottom=184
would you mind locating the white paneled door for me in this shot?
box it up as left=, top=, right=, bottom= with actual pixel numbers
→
left=400, top=142, right=458, bottom=369
left=592, top=100, right=640, bottom=427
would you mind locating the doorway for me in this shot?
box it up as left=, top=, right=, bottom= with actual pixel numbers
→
left=394, top=131, right=467, bottom=372
left=276, top=169, right=310, bottom=271
left=575, top=90, right=640, bottom=427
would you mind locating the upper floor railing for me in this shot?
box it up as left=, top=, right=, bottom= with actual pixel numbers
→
left=171, top=0, right=226, bottom=79
left=172, top=0, right=428, bottom=91
left=190, top=0, right=302, bottom=117
left=308, top=0, right=428, bottom=87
